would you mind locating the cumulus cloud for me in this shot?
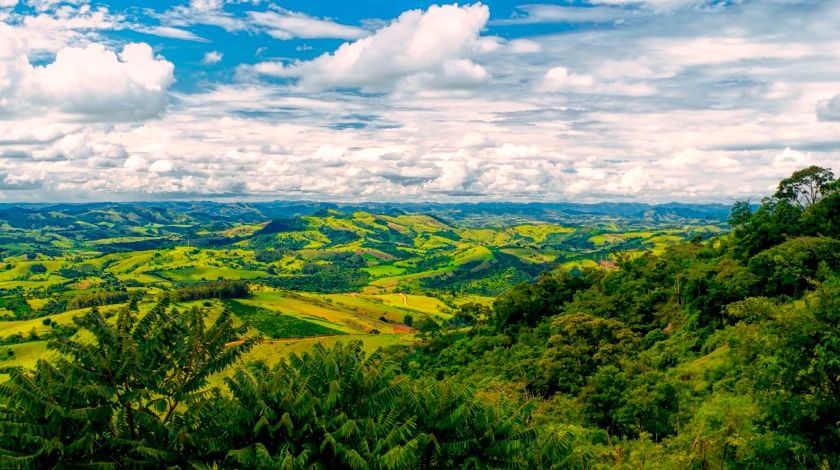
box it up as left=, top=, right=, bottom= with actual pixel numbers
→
left=202, top=50, right=223, bottom=64
left=256, top=3, right=490, bottom=93
left=540, top=66, right=656, bottom=96
left=2, top=42, right=175, bottom=121
left=2, top=0, right=840, bottom=203
left=149, top=159, right=175, bottom=173
left=816, top=94, right=840, bottom=122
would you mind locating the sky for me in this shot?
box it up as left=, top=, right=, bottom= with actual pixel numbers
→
left=0, top=0, right=838, bottom=204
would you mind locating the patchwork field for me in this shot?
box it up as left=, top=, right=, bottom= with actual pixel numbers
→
left=0, top=201, right=730, bottom=370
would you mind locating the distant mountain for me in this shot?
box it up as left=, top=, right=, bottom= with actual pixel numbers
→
left=0, top=200, right=733, bottom=233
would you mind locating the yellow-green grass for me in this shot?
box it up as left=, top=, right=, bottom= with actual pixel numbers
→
left=0, top=260, right=65, bottom=281
left=371, top=294, right=449, bottom=316
left=500, top=247, right=557, bottom=263
left=0, top=308, right=84, bottom=338
left=364, top=265, right=406, bottom=278
left=561, top=259, right=599, bottom=270
left=250, top=334, right=405, bottom=363
left=319, top=294, right=411, bottom=320
left=647, top=235, right=684, bottom=245
left=242, top=292, right=375, bottom=334
left=116, top=272, right=169, bottom=284
left=510, top=225, right=574, bottom=243
left=26, top=298, right=50, bottom=311
left=158, top=267, right=267, bottom=282
left=106, top=251, right=157, bottom=274
left=459, top=229, right=512, bottom=246
left=414, top=235, right=454, bottom=250
left=589, top=233, right=626, bottom=245
left=0, top=276, right=70, bottom=290
left=1, top=341, right=51, bottom=371
left=452, top=245, right=493, bottom=265
left=674, top=346, right=731, bottom=392
left=453, top=294, right=496, bottom=306
left=349, top=212, right=390, bottom=230
left=623, top=231, right=653, bottom=238
left=369, top=265, right=454, bottom=291
left=87, top=236, right=166, bottom=245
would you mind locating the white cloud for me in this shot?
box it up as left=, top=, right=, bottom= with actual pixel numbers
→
left=540, top=66, right=656, bottom=96
left=189, top=0, right=223, bottom=11
left=494, top=4, right=632, bottom=25
left=149, top=159, right=175, bottom=173
left=123, top=155, right=149, bottom=171
left=134, top=25, right=207, bottom=42
left=541, top=67, right=595, bottom=89
left=247, top=9, right=368, bottom=40
left=22, top=43, right=175, bottom=121
left=2, top=0, right=840, bottom=203
left=202, top=50, right=223, bottom=64
left=816, top=94, right=840, bottom=122
left=262, top=3, right=490, bottom=93
left=588, top=0, right=704, bottom=12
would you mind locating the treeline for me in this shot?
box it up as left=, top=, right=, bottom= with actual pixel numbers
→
left=170, top=280, right=250, bottom=302
left=265, top=266, right=369, bottom=293
left=397, top=166, right=840, bottom=468
left=66, top=290, right=134, bottom=311
left=0, top=299, right=576, bottom=468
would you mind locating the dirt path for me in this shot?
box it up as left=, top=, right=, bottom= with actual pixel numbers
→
left=399, top=292, right=409, bottom=307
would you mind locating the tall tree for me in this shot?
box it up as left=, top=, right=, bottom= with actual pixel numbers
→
left=0, top=297, right=258, bottom=468
left=774, top=165, right=835, bottom=210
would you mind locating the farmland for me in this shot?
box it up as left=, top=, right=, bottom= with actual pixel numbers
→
left=0, top=201, right=730, bottom=367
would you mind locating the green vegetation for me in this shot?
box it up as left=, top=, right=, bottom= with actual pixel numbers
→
left=10, top=171, right=837, bottom=467
left=389, top=166, right=840, bottom=468
left=224, top=299, right=345, bottom=339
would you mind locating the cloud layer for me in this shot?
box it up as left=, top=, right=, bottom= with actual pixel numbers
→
left=1, top=0, right=839, bottom=203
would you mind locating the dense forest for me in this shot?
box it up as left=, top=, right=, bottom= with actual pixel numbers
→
left=1, top=166, right=839, bottom=468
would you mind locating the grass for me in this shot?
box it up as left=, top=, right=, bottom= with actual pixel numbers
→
left=364, top=265, right=406, bottom=278
left=158, top=267, right=267, bottom=282
left=589, top=234, right=626, bottom=245
left=561, top=259, right=600, bottom=270
left=224, top=300, right=346, bottom=339
left=245, top=292, right=380, bottom=334
left=0, top=308, right=85, bottom=339
left=371, top=294, right=449, bottom=315
left=0, top=341, right=51, bottom=370
left=500, top=247, right=558, bottom=263
left=243, top=334, right=405, bottom=367
left=510, top=225, right=574, bottom=243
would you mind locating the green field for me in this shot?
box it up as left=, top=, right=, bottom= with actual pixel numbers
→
left=0, top=201, right=729, bottom=374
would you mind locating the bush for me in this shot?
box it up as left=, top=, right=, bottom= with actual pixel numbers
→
left=29, top=264, right=47, bottom=274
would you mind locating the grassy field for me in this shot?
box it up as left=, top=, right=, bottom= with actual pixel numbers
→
left=0, top=203, right=729, bottom=374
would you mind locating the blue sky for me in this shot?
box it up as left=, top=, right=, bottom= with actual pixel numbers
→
left=0, top=0, right=838, bottom=203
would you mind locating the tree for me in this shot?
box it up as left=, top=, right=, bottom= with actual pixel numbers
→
left=28, top=263, right=47, bottom=274
left=774, top=166, right=835, bottom=210
left=0, top=297, right=259, bottom=467
left=728, top=200, right=753, bottom=228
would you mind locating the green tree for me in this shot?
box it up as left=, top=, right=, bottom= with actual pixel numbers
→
left=0, top=297, right=258, bottom=468
left=774, top=165, right=835, bottom=210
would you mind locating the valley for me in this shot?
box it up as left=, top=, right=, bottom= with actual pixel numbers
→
left=0, top=201, right=728, bottom=367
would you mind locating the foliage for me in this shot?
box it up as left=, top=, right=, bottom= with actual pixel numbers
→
left=171, top=279, right=251, bottom=302
left=224, top=299, right=345, bottom=339
left=0, top=297, right=259, bottom=468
